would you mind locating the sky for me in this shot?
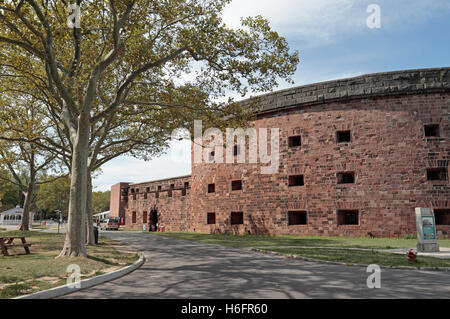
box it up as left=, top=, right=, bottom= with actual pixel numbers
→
left=93, top=0, right=450, bottom=191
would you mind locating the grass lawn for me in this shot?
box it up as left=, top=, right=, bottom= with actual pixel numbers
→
left=30, top=223, right=68, bottom=230
left=30, top=225, right=50, bottom=230
left=0, top=230, right=139, bottom=299
left=262, top=248, right=450, bottom=268
left=153, top=232, right=450, bottom=268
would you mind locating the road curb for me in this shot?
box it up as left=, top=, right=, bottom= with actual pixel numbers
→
left=14, top=254, right=145, bottom=299
left=251, top=248, right=450, bottom=272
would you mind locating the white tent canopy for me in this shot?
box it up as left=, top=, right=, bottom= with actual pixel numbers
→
left=93, top=211, right=110, bottom=222
left=0, top=206, right=34, bottom=226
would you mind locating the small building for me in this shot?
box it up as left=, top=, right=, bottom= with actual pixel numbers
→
left=0, top=206, right=34, bottom=226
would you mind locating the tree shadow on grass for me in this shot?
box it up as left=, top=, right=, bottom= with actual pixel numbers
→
left=161, top=232, right=339, bottom=248
left=86, top=255, right=119, bottom=266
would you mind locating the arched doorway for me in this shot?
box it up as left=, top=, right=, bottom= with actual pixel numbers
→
left=149, top=209, right=158, bottom=232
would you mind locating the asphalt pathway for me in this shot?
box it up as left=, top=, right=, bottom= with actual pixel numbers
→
left=62, top=231, right=450, bottom=299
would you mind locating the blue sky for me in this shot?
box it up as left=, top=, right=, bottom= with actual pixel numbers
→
left=93, top=0, right=450, bottom=191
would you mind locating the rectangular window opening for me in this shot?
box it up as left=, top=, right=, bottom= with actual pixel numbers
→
left=427, top=168, right=448, bottom=181
left=289, top=175, right=304, bottom=187
left=132, top=212, right=137, bottom=224
left=434, top=209, right=450, bottom=226
left=288, top=211, right=307, bottom=225
left=337, top=172, right=355, bottom=184
left=208, top=183, right=215, bottom=193
left=337, top=210, right=359, bottom=226
left=232, top=180, right=242, bottom=191
left=231, top=212, right=244, bottom=225
left=288, top=136, right=302, bottom=148
left=337, top=130, right=351, bottom=143
left=424, top=124, right=440, bottom=137
left=207, top=213, right=216, bottom=225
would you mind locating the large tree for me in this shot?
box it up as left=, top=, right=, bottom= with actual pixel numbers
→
left=0, top=96, right=63, bottom=230
left=0, top=0, right=298, bottom=256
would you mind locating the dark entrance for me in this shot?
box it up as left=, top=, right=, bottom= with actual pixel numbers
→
left=149, top=210, right=158, bottom=232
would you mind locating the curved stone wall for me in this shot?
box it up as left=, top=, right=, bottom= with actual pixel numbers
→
left=189, top=67, right=450, bottom=237
left=111, top=68, right=450, bottom=237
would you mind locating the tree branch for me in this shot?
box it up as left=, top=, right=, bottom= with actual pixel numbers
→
left=91, top=46, right=187, bottom=123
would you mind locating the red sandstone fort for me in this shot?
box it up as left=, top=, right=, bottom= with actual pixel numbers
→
left=110, top=67, right=450, bottom=238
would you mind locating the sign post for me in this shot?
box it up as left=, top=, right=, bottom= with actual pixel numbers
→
left=415, top=208, right=440, bottom=252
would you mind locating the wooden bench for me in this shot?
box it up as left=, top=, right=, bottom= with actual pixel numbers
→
left=0, top=237, right=32, bottom=256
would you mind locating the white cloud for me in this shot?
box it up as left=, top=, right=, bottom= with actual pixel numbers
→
left=222, top=0, right=450, bottom=47
left=223, top=0, right=361, bottom=46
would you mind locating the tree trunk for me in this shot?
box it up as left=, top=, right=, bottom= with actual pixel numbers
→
left=86, top=172, right=95, bottom=245
left=59, top=113, right=90, bottom=258
left=20, top=172, right=35, bottom=231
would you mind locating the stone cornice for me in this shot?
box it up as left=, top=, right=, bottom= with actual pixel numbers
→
left=241, top=67, right=450, bottom=114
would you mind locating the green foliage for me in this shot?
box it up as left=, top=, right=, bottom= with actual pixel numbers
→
left=0, top=275, right=21, bottom=284
left=92, top=191, right=110, bottom=215
left=0, top=283, right=32, bottom=299
left=0, top=0, right=299, bottom=154
left=35, top=177, right=109, bottom=216
left=0, top=169, right=22, bottom=209
left=35, top=176, right=71, bottom=216
left=0, top=187, right=22, bottom=209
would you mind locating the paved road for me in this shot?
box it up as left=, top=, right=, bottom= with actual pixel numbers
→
left=62, top=232, right=450, bottom=299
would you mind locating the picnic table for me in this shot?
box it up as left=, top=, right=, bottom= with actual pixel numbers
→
left=0, top=236, right=32, bottom=256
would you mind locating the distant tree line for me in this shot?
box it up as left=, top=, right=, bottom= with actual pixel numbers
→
left=0, top=172, right=110, bottom=219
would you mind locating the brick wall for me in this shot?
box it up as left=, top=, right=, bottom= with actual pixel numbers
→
left=112, top=68, right=450, bottom=238
left=123, top=176, right=191, bottom=231
left=109, top=182, right=129, bottom=223
left=190, top=92, right=449, bottom=237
